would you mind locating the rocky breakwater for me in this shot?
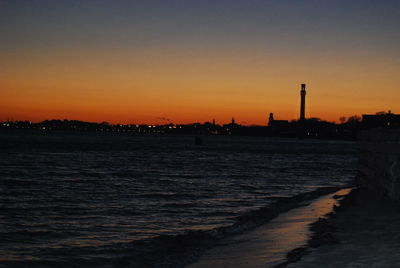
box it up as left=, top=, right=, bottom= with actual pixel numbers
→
left=357, top=128, right=400, bottom=200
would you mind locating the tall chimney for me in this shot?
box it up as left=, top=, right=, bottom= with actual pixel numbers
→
left=300, top=84, right=306, bottom=121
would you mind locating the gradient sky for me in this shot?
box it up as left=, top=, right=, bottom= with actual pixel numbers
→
left=1, top=0, right=399, bottom=125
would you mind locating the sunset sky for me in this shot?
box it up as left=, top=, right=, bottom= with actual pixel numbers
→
left=1, top=0, right=399, bottom=125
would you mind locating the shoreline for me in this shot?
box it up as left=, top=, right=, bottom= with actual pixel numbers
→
left=118, top=186, right=353, bottom=268
left=286, top=187, right=400, bottom=267
left=275, top=187, right=358, bottom=267
left=186, top=187, right=353, bottom=268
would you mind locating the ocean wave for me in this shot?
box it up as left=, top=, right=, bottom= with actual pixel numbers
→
left=116, top=186, right=350, bottom=268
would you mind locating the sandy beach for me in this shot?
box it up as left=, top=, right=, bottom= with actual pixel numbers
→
left=187, top=186, right=400, bottom=267
left=187, top=188, right=352, bottom=267
left=287, top=188, right=400, bottom=267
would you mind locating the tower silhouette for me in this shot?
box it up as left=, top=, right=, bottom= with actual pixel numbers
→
left=268, top=113, right=274, bottom=126
left=300, top=84, right=306, bottom=121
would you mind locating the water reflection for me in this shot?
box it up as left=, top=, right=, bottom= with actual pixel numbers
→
left=189, top=188, right=352, bottom=268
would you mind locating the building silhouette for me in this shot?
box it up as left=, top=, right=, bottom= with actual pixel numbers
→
left=300, top=83, right=306, bottom=121
left=268, top=112, right=289, bottom=127
left=362, top=111, right=400, bottom=128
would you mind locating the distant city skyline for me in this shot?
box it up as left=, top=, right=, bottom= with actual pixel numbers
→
left=1, top=0, right=399, bottom=125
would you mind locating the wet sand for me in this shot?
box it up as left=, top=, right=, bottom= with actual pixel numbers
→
left=187, top=188, right=352, bottom=268
left=288, top=188, right=400, bottom=267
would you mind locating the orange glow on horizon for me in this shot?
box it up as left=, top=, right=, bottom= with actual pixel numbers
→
left=1, top=46, right=399, bottom=125
left=1, top=1, right=400, bottom=126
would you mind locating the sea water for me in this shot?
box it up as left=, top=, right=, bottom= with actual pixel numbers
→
left=0, top=131, right=357, bottom=267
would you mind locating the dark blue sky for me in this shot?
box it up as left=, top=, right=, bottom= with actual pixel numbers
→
left=2, top=0, right=399, bottom=52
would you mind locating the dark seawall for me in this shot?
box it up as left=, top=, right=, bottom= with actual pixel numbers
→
left=357, top=129, right=400, bottom=201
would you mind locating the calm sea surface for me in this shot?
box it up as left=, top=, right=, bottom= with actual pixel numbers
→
left=0, top=131, right=357, bottom=267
